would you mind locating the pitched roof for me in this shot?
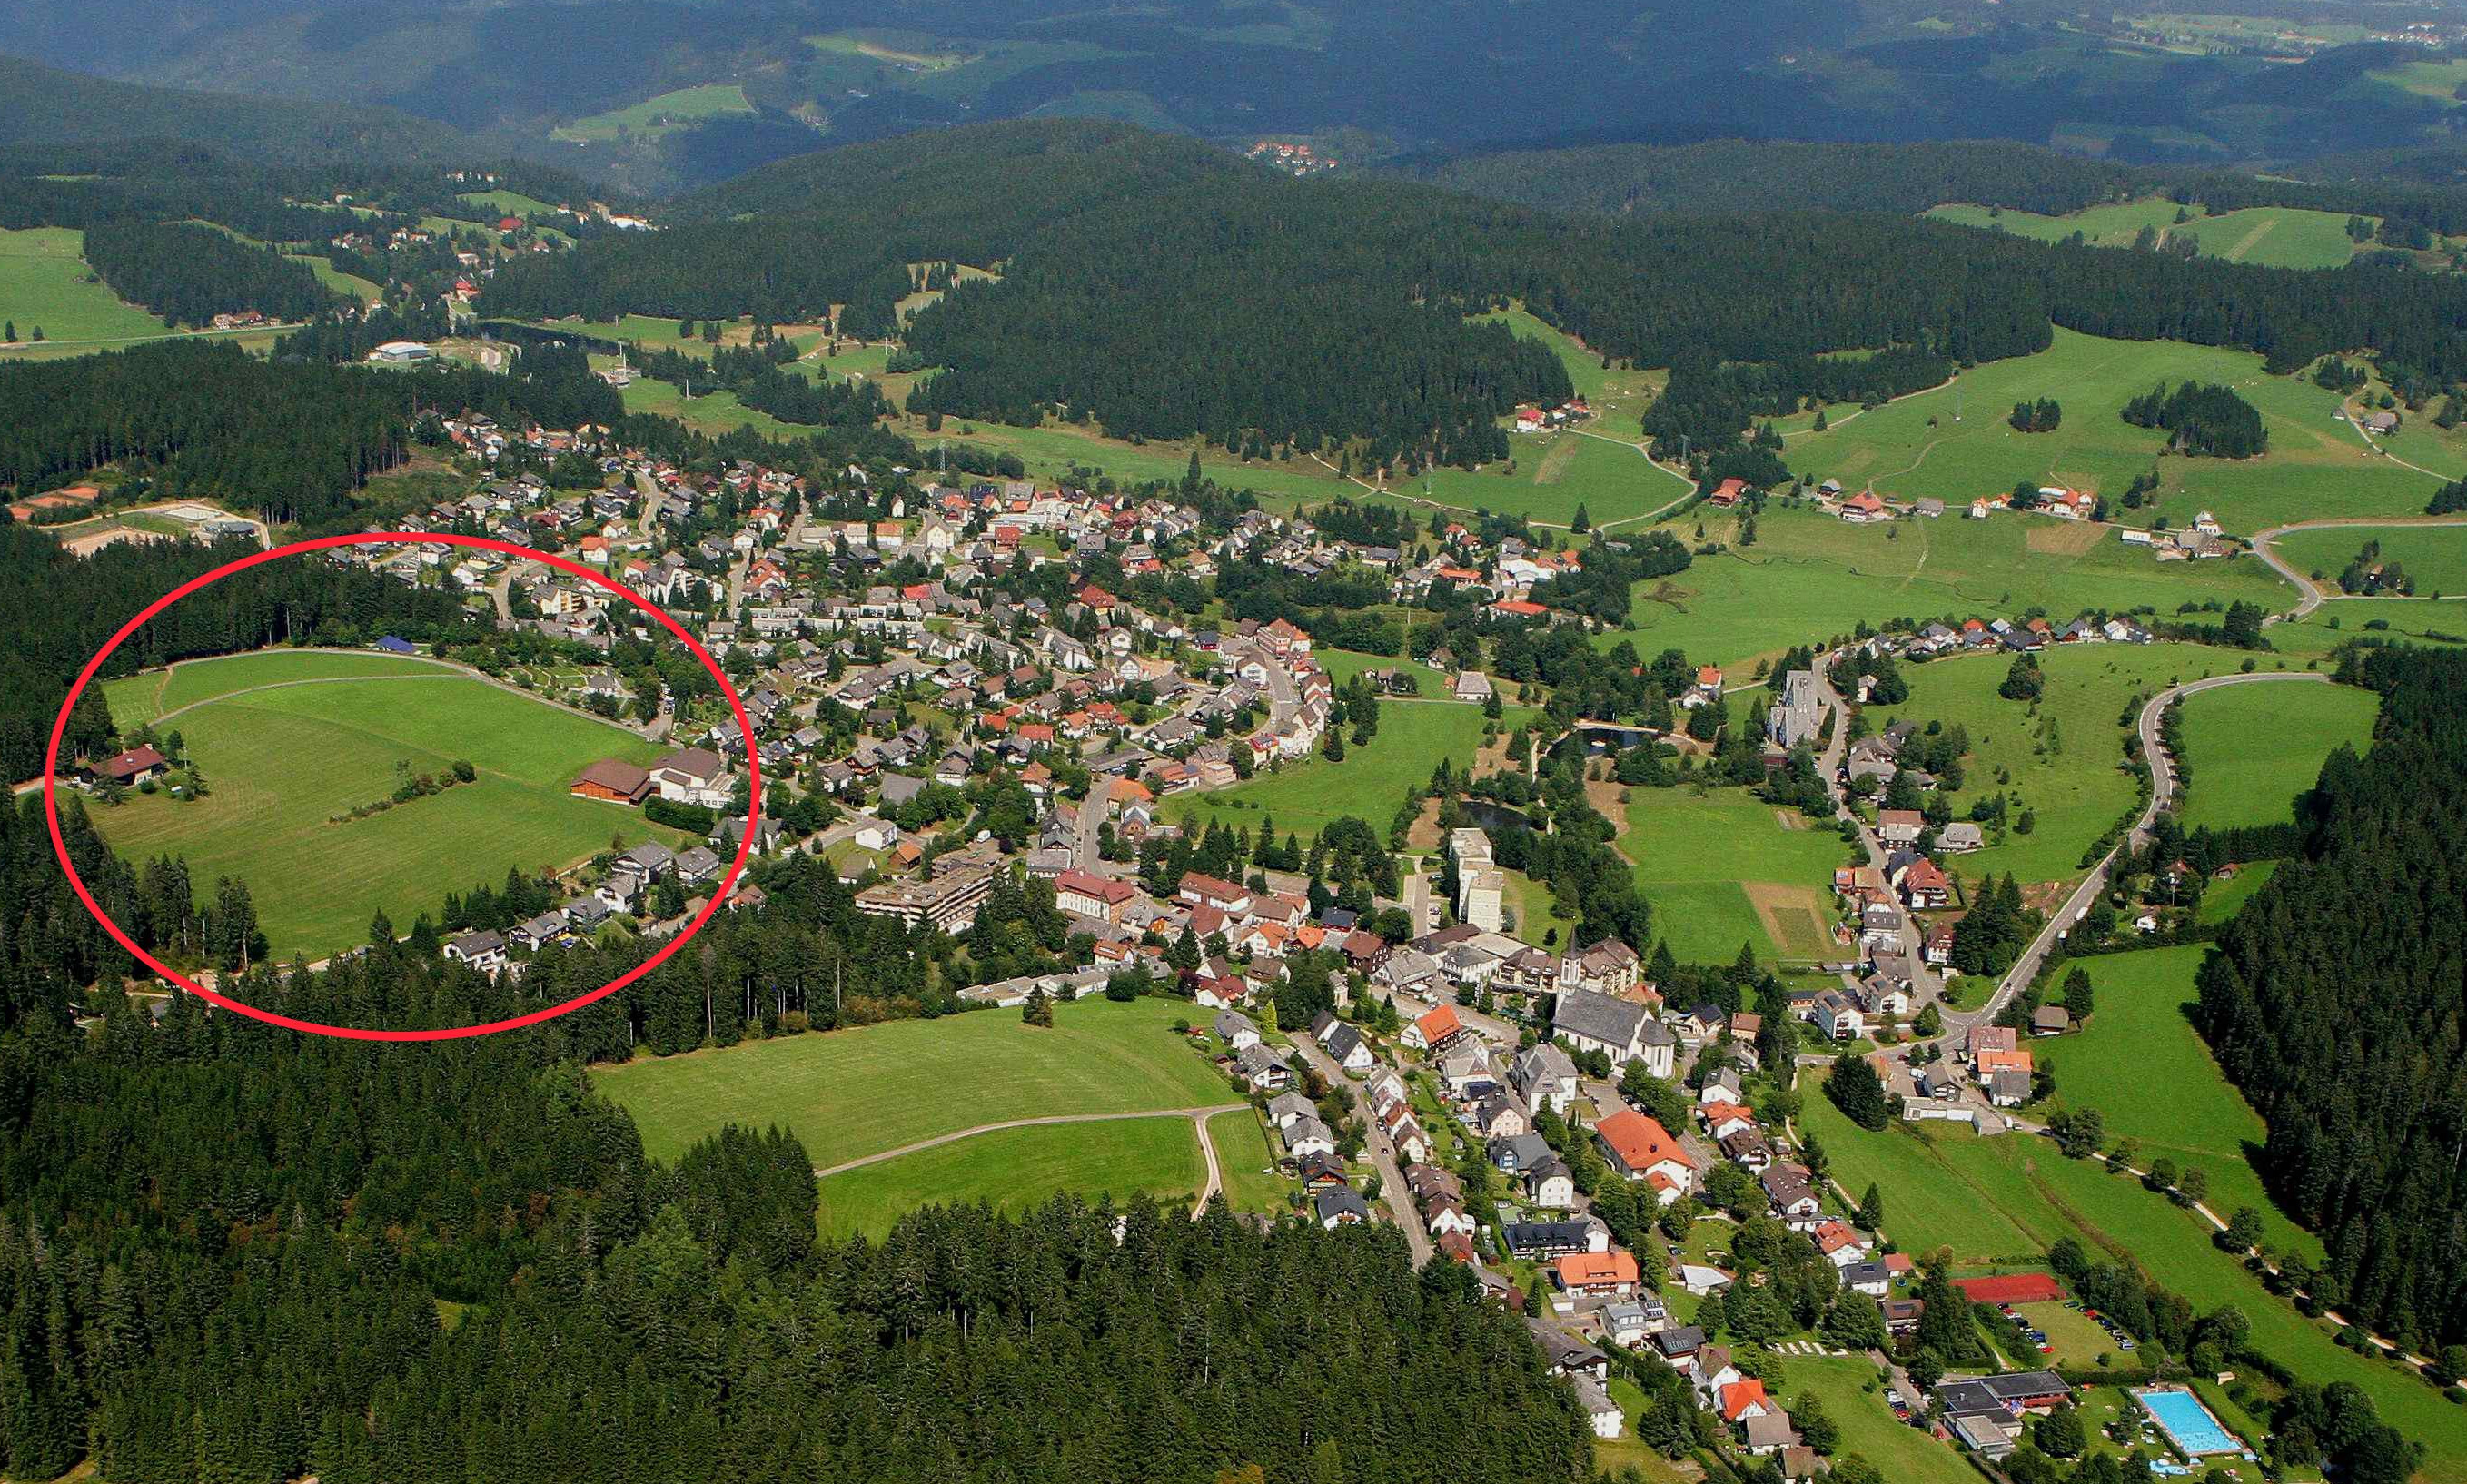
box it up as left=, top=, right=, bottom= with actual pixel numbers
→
left=1596, top=1110, right=1694, bottom=1172
left=1552, top=987, right=1647, bottom=1048
left=1720, top=1379, right=1770, bottom=1421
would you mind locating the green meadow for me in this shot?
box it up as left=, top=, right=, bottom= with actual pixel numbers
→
left=550, top=84, right=755, bottom=143
left=92, top=652, right=674, bottom=957
left=1803, top=1083, right=2464, bottom=1483
left=2034, top=945, right=2320, bottom=1258
left=1619, top=787, right=1850, bottom=965
left=1778, top=327, right=2447, bottom=533
left=595, top=996, right=1231, bottom=1166
left=2173, top=678, right=2376, bottom=831
left=815, top=1116, right=1206, bottom=1239
left=1617, top=500, right=2289, bottom=672
left=1170, top=697, right=1538, bottom=841
left=0, top=226, right=173, bottom=345
left=107, top=648, right=471, bottom=727
left=1927, top=199, right=2362, bottom=269
left=1866, top=641, right=2282, bottom=886
left=2271, top=523, right=2467, bottom=599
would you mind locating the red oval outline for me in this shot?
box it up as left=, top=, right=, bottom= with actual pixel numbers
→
left=43, top=531, right=763, bottom=1041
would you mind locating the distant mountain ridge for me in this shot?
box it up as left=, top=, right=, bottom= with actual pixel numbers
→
left=0, top=53, right=470, bottom=164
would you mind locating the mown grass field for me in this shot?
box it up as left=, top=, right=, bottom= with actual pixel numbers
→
left=2174, top=678, right=2376, bottom=831
left=1620, top=787, right=1850, bottom=965
left=815, top=1116, right=1206, bottom=1239
left=92, top=653, right=673, bottom=957
left=106, top=648, right=463, bottom=727
left=0, top=226, right=173, bottom=345
left=2272, top=524, right=2467, bottom=599
left=1786, top=1354, right=1975, bottom=1484
left=1927, top=199, right=2362, bottom=268
left=1170, top=697, right=1539, bottom=841
left=1777, top=327, right=2448, bottom=533
left=2195, top=858, right=2276, bottom=925
left=1865, top=641, right=2282, bottom=886
left=1206, top=1107, right=1294, bottom=1217
left=550, top=84, right=755, bottom=143
left=1618, top=501, right=2290, bottom=672
left=2034, top=945, right=2320, bottom=1259
left=595, top=996, right=1231, bottom=1165
left=1803, top=1083, right=2465, bottom=1483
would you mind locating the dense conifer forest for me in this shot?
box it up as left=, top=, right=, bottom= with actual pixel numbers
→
left=0, top=787, right=1590, bottom=1483
left=2195, top=645, right=2467, bottom=1353
left=478, top=121, right=2467, bottom=473
left=0, top=340, right=619, bottom=527
left=82, top=220, right=342, bottom=328
left=0, top=523, right=469, bottom=784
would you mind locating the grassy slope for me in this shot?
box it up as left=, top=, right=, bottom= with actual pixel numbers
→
left=2034, top=945, right=2320, bottom=1258
left=1802, top=1086, right=2464, bottom=1483
left=814, top=1116, right=1204, bottom=1239
left=105, top=648, right=468, bottom=727
left=551, top=84, right=754, bottom=143
left=1618, top=501, right=2290, bottom=672
left=595, top=996, right=1231, bottom=1165
left=1778, top=328, right=2446, bottom=534
left=2273, top=525, right=2467, bottom=599
left=1866, top=641, right=2292, bottom=886
left=1620, top=787, right=1850, bottom=965
left=2174, top=679, right=2376, bottom=831
left=91, top=658, right=671, bottom=957
left=1169, top=698, right=1538, bottom=840
left=0, top=226, right=173, bottom=343
left=1927, top=200, right=2360, bottom=268
left=1788, top=1354, right=1977, bottom=1484
left=1206, top=1106, right=1295, bottom=1217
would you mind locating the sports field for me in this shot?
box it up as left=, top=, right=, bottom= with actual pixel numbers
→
left=91, top=651, right=675, bottom=957
left=2035, top=945, right=2318, bottom=1258
left=1170, top=697, right=1539, bottom=841
left=2173, top=678, right=2376, bottom=830
left=2271, top=523, right=2467, bottom=599
left=1927, top=199, right=2361, bottom=269
left=815, top=1116, right=1206, bottom=1239
left=1777, top=327, right=2448, bottom=533
left=1803, top=1081, right=2463, bottom=1482
left=1864, top=641, right=2273, bottom=886
left=1620, top=787, right=1850, bottom=965
left=0, top=226, right=173, bottom=345
left=1618, top=501, right=2289, bottom=671
left=595, top=996, right=1232, bottom=1165
left=550, top=84, right=755, bottom=143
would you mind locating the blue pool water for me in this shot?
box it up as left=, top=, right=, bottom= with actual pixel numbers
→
left=2136, top=1388, right=2240, bottom=1456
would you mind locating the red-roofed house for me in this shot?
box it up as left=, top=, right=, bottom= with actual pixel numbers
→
left=1405, top=1003, right=1468, bottom=1053
left=1555, top=1249, right=1641, bottom=1297
left=1720, top=1380, right=1773, bottom=1423
left=1055, top=869, right=1136, bottom=924
left=1596, top=1110, right=1696, bottom=1199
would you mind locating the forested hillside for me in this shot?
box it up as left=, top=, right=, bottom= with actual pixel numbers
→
left=0, top=54, right=466, bottom=164
left=0, top=339, right=618, bottom=527
left=0, top=783, right=1589, bottom=1483
left=481, top=119, right=2467, bottom=478
left=82, top=220, right=340, bottom=328
left=1412, top=136, right=2467, bottom=241
left=2195, top=645, right=2467, bottom=1354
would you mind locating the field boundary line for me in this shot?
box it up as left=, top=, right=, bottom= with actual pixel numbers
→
left=811, top=1103, right=1246, bottom=1178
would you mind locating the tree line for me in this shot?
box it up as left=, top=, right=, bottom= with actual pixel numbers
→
left=81, top=220, right=341, bottom=329
left=2194, top=643, right=2467, bottom=1353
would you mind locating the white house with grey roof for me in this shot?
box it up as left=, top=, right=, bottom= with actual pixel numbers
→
left=1552, top=989, right=1675, bottom=1077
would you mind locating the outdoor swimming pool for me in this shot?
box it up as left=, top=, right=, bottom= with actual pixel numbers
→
left=2136, top=1387, right=2241, bottom=1456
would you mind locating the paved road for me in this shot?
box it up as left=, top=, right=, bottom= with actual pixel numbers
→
left=2249, top=516, right=2467, bottom=618
left=807, top=1103, right=1243, bottom=1180
left=1810, top=663, right=1945, bottom=1004
left=1071, top=786, right=1111, bottom=873
left=1965, top=670, right=2331, bottom=1033
left=1228, top=635, right=1301, bottom=732
left=1288, top=1034, right=1432, bottom=1264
